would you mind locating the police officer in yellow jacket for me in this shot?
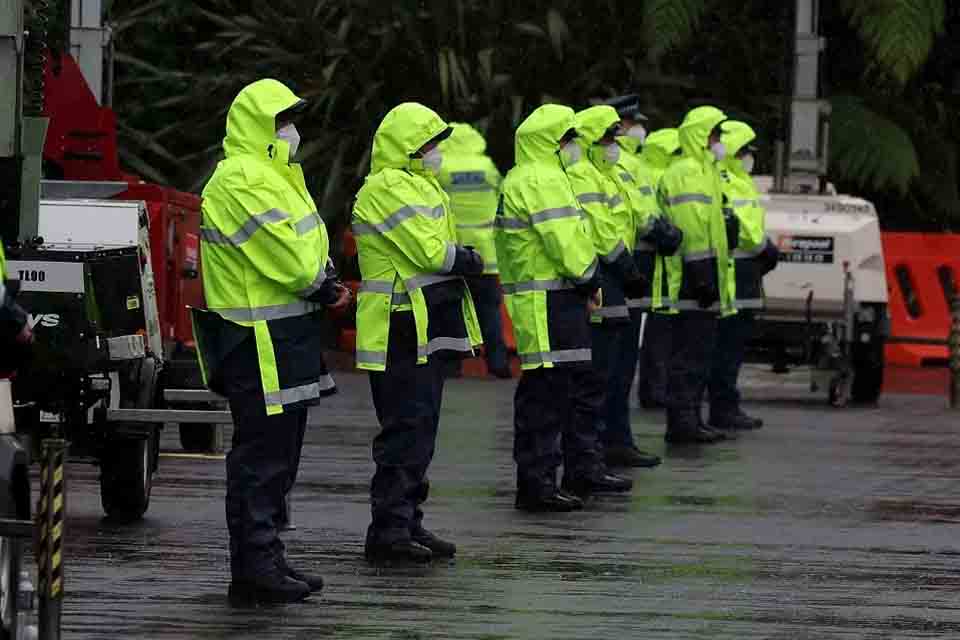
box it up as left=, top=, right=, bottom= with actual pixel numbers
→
left=707, top=120, right=779, bottom=432
left=437, top=124, right=511, bottom=378
left=196, top=79, right=347, bottom=605
left=656, top=105, right=734, bottom=444
left=497, top=104, right=630, bottom=511
left=353, top=103, right=483, bottom=564
left=634, top=128, right=683, bottom=408
left=574, top=105, right=663, bottom=469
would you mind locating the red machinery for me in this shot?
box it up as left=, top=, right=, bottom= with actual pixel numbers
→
left=42, top=50, right=203, bottom=355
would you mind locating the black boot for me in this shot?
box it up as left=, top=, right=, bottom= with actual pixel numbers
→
left=286, top=568, right=324, bottom=593
left=515, top=487, right=584, bottom=512
left=411, top=526, right=456, bottom=558
left=228, top=572, right=310, bottom=607
left=562, top=472, right=633, bottom=498
left=604, top=445, right=662, bottom=468
left=737, top=409, right=763, bottom=429
left=709, top=413, right=753, bottom=432
left=664, top=427, right=724, bottom=444
left=364, top=539, right=433, bottom=565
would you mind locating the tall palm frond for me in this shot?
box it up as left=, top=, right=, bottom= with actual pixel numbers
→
left=839, top=0, right=946, bottom=84
left=642, top=0, right=714, bottom=62
left=828, top=95, right=920, bottom=193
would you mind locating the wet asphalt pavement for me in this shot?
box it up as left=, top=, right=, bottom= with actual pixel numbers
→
left=48, top=367, right=960, bottom=639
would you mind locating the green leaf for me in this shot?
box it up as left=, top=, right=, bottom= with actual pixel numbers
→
left=839, top=0, right=946, bottom=85
left=828, top=95, right=920, bottom=193
left=642, top=0, right=712, bottom=62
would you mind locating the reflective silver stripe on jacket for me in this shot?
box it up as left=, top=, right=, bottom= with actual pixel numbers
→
left=351, top=204, right=445, bottom=236
left=529, top=206, right=581, bottom=225
left=502, top=279, right=574, bottom=294
left=608, top=194, right=624, bottom=208
left=360, top=280, right=393, bottom=294
left=683, top=249, right=717, bottom=262
left=483, top=262, right=498, bottom=272
left=735, top=299, right=764, bottom=309
left=573, top=258, right=599, bottom=284
left=456, top=221, right=496, bottom=230
left=356, top=350, right=387, bottom=366
left=263, top=376, right=336, bottom=406
left=667, top=193, right=713, bottom=206
left=441, top=242, right=457, bottom=273
left=733, top=236, right=773, bottom=259
left=674, top=300, right=722, bottom=311
left=519, top=348, right=592, bottom=365
left=201, top=209, right=290, bottom=246
left=626, top=298, right=653, bottom=308
left=294, top=213, right=321, bottom=235
left=404, top=273, right=460, bottom=291
left=296, top=261, right=328, bottom=298
left=576, top=193, right=607, bottom=205
left=732, top=198, right=760, bottom=208
left=212, top=300, right=322, bottom=322
left=592, top=305, right=630, bottom=319
left=601, top=239, right=626, bottom=263
left=638, top=186, right=654, bottom=196
left=495, top=216, right=529, bottom=229
left=619, top=172, right=634, bottom=183
left=418, top=336, right=473, bottom=357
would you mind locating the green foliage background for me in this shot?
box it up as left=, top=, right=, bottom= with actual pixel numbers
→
left=91, top=1, right=960, bottom=232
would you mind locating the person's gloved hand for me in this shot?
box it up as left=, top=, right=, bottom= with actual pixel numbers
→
left=623, top=274, right=649, bottom=300
left=450, top=245, right=484, bottom=277
left=647, top=216, right=683, bottom=256
left=695, top=282, right=718, bottom=309
left=724, top=209, right=740, bottom=251
left=757, top=237, right=780, bottom=275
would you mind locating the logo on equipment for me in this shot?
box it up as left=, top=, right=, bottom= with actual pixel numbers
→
left=27, top=314, right=61, bottom=329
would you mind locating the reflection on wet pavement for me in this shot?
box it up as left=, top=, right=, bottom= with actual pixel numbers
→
left=50, top=372, right=960, bottom=639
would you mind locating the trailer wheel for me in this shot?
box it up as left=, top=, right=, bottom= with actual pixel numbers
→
left=100, top=434, right=154, bottom=523
left=178, top=424, right=220, bottom=454
left=851, top=340, right=885, bottom=404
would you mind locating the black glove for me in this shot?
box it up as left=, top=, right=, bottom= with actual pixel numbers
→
left=623, top=275, right=649, bottom=300
left=724, top=209, right=740, bottom=251
left=573, top=268, right=601, bottom=298
left=450, top=245, right=484, bottom=277
left=757, top=237, right=780, bottom=275
left=306, top=279, right=344, bottom=305
left=647, top=217, right=683, bottom=256
left=614, top=251, right=648, bottom=299
left=695, top=282, right=719, bottom=310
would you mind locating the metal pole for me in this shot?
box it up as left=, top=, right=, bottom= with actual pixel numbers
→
left=949, top=297, right=960, bottom=409
left=37, top=437, right=65, bottom=640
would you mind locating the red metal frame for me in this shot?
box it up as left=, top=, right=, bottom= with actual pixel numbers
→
left=42, top=51, right=204, bottom=352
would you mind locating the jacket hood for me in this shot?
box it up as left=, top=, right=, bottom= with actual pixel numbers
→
left=440, top=122, right=487, bottom=155
left=370, top=103, right=449, bottom=174
left=640, top=128, right=679, bottom=170
left=720, top=120, right=756, bottom=160
left=575, top=106, right=620, bottom=146
left=515, top=104, right=576, bottom=165
left=223, top=79, right=303, bottom=159
left=678, top=106, right=726, bottom=161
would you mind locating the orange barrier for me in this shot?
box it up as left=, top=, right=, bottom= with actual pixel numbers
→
left=882, top=232, right=960, bottom=367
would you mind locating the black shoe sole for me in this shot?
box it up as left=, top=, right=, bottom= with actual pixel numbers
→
left=228, top=587, right=310, bottom=608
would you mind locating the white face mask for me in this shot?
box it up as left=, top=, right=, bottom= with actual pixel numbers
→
left=709, top=141, right=726, bottom=162
left=559, top=140, right=582, bottom=167
left=420, top=146, right=443, bottom=175
left=276, top=123, right=301, bottom=160
left=603, top=143, right=621, bottom=165
left=740, top=153, right=755, bottom=174
left=625, top=125, right=647, bottom=143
